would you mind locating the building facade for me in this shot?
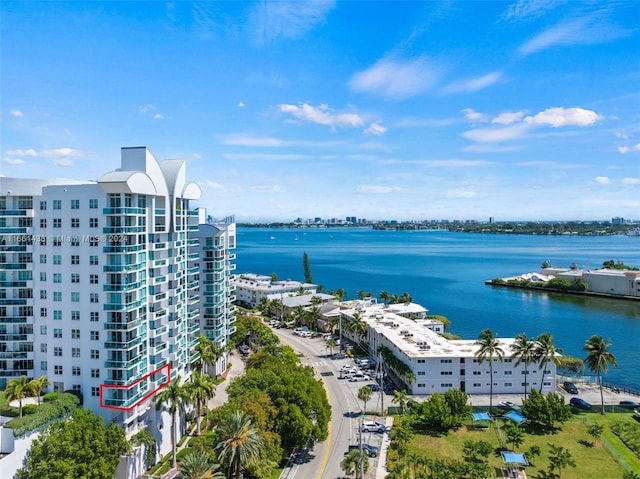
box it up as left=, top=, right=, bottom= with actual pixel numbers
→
left=0, top=147, right=235, bottom=462
left=233, top=273, right=317, bottom=308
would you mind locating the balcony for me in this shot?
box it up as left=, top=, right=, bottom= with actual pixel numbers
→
left=104, top=332, right=147, bottom=350
left=103, top=244, right=144, bottom=253
left=103, top=226, right=145, bottom=234
left=103, top=280, right=145, bottom=292
left=102, top=207, right=146, bottom=215
left=103, top=298, right=145, bottom=311
left=104, top=317, right=144, bottom=330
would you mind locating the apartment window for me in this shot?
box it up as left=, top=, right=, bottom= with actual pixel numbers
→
left=90, top=312, right=99, bottom=322
left=417, top=371, right=426, bottom=376
left=40, top=343, right=47, bottom=353
left=40, top=290, right=47, bottom=299
left=40, top=308, right=47, bottom=318
left=90, top=349, right=100, bottom=359
left=40, top=219, right=47, bottom=228
left=90, top=256, right=98, bottom=265
left=40, top=254, right=47, bottom=264
left=72, top=348, right=80, bottom=358
left=90, top=274, right=99, bottom=284
left=40, top=272, right=46, bottom=281
left=89, top=236, right=99, bottom=246
left=543, top=369, right=551, bottom=374
left=71, top=237, right=80, bottom=247
left=473, top=383, right=481, bottom=387
left=40, top=201, right=47, bottom=210
left=505, top=382, right=513, bottom=387
left=89, top=199, right=98, bottom=209
left=440, top=359, right=452, bottom=363
left=417, top=383, right=425, bottom=388
left=90, top=293, right=99, bottom=303
left=54, top=347, right=62, bottom=357
left=504, top=358, right=512, bottom=363
left=417, top=359, right=426, bottom=364
left=54, top=365, right=63, bottom=375
left=543, top=381, right=551, bottom=387
left=71, top=255, right=80, bottom=265
left=53, top=292, right=62, bottom=302
left=440, top=371, right=453, bottom=376
left=53, top=200, right=61, bottom=210
left=71, top=199, right=80, bottom=209
left=71, top=273, right=80, bottom=283
left=53, top=255, right=61, bottom=265
left=521, top=382, right=530, bottom=387
left=53, top=273, right=61, bottom=283
left=71, top=292, right=80, bottom=302
left=41, top=361, right=48, bottom=371
left=53, top=328, right=62, bottom=338
left=91, top=369, right=100, bottom=378
left=71, top=218, right=80, bottom=228
left=91, top=387, right=99, bottom=397
left=40, top=325, right=47, bottom=335
left=90, top=218, right=98, bottom=228
left=53, top=237, right=62, bottom=246
left=53, top=218, right=61, bottom=228
left=54, top=310, right=62, bottom=320
left=504, top=371, right=512, bottom=375
left=441, top=383, right=453, bottom=388
left=71, top=311, right=80, bottom=321
left=72, top=366, right=81, bottom=376
left=90, top=331, right=99, bottom=341
left=71, top=329, right=80, bottom=339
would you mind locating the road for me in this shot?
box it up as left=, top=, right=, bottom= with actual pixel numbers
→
left=273, top=328, right=391, bottom=479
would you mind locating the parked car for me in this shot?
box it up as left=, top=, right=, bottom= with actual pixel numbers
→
left=361, top=421, right=386, bottom=433
left=347, top=444, right=379, bottom=457
left=239, top=344, right=250, bottom=355
left=569, top=397, right=592, bottom=409
left=366, top=383, right=381, bottom=392
left=348, top=373, right=371, bottom=382
left=331, top=352, right=346, bottom=360
left=563, top=381, right=579, bottom=394
left=498, top=401, right=516, bottom=408
left=619, top=400, right=639, bottom=408
left=341, top=364, right=358, bottom=372
left=354, top=357, right=371, bottom=366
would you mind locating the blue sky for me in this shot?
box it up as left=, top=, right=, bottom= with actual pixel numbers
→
left=1, top=1, right=639, bottom=222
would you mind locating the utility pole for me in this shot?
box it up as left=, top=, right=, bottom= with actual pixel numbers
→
left=359, top=412, right=364, bottom=479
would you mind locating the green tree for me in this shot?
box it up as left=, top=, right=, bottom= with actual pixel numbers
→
left=527, top=445, right=541, bottom=466
left=28, top=375, right=50, bottom=406
left=511, top=333, right=536, bottom=399
left=521, top=390, right=571, bottom=430
left=416, top=393, right=458, bottom=431
left=548, top=444, right=576, bottom=478
left=348, top=312, right=367, bottom=340
left=358, top=386, right=373, bottom=412
left=400, top=292, right=412, bottom=303
left=215, top=410, right=263, bottom=479
left=326, top=338, right=337, bottom=357
left=302, top=252, right=313, bottom=283
left=155, top=377, right=190, bottom=467
left=270, top=272, right=278, bottom=282
left=306, top=304, right=322, bottom=331
left=3, top=375, right=33, bottom=417
left=392, top=389, right=409, bottom=415
left=15, top=409, right=128, bottom=479
left=258, top=297, right=271, bottom=316
left=185, top=371, right=216, bottom=436
left=583, top=335, right=618, bottom=415
left=131, top=429, right=157, bottom=470
left=193, top=335, right=224, bottom=375
left=341, top=449, right=369, bottom=479
left=292, top=305, right=306, bottom=326
left=474, top=329, right=504, bottom=413
left=588, top=423, right=604, bottom=445
left=379, top=290, right=389, bottom=304
left=462, top=439, right=493, bottom=463
left=335, top=288, right=347, bottom=301
left=534, top=333, right=562, bottom=392
left=178, top=450, right=225, bottom=479
left=443, top=388, right=472, bottom=425
left=503, top=423, right=525, bottom=450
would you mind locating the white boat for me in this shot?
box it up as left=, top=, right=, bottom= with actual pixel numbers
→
left=270, top=236, right=276, bottom=240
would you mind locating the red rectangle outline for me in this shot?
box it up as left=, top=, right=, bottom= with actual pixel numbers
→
left=100, top=363, right=171, bottom=411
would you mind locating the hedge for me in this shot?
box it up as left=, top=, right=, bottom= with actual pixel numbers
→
left=4, top=392, right=80, bottom=437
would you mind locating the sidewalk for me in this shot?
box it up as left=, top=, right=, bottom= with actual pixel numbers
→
left=207, top=351, right=246, bottom=410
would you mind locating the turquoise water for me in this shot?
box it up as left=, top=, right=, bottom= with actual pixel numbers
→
left=235, top=227, right=640, bottom=389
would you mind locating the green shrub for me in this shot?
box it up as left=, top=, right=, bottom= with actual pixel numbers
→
left=611, top=420, right=640, bottom=458
left=5, top=392, right=80, bottom=437
left=22, top=404, right=38, bottom=415
left=42, top=392, right=58, bottom=403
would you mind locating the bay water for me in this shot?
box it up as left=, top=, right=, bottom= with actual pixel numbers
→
left=234, top=227, right=640, bottom=389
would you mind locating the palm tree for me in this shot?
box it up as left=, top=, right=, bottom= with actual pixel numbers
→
left=357, top=289, right=365, bottom=300
left=379, top=290, right=389, bottom=304
left=4, top=375, right=33, bottom=417
left=292, top=305, right=306, bottom=326
left=177, top=450, right=225, bottom=479
left=257, top=296, right=271, bottom=316
left=28, top=375, right=50, bottom=406
left=335, top=288, right=347, bottom=301
left=389, top=293, right=400, bottom=304
left=341, top=449, right=369, bottom=479
left=306, top=304, right=322, bottom=331
left=193, top=335, right=223, bottom=375
left=392, top=389, right=409, bottom=415
left=155, top=376, right=190, bottom=467
left=326, top=338, right=337, bottom=357
left=400, top=292, right=412, bottom=303
left=348, top=312, right=367, bottom=340
left=358, top=386, right=373, bottom=412
left=510, top=333, right=536, bottom=400
left=185, top=371, right=216, bottom=435
left=215, top=410, right=263, bottom=479
left=583, top=335, right=617, bottom=415
left=534, top=332, right=562, bottom=393
left=474, top=329, right=504, bottom=414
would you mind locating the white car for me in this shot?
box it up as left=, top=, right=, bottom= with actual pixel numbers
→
left=348, top=373, right=371, bottom=382
left=361, top=421, right=386, bottom=433
left=341, top=365, right=357, bottom=372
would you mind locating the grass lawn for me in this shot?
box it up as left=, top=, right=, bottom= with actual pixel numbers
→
left=408, top=413, right=635, bottom=479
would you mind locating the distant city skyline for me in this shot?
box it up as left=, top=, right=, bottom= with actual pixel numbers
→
left=1, top=1, right=638, bottom=222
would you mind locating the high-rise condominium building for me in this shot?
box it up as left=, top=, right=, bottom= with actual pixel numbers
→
left=0, top=147, right=235, bottom=451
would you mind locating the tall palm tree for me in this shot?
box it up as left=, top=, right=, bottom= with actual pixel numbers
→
left=155, top=376, right=190, bottom=467
left=510, top=333, right=536, bottom=400
left=326, top=338, right=337, bottom=357
left=379, top=290, right=389, bottom=304
left=358, top=386, right=373, bottom=412
left=392, top=389, right=409, bottom=415
left=534, top=332, right=562, bottom=393
left=292, top=305, right=306, bottom=326
left=348, top=312, right=367, bottom=340
left=474, top=329, right=504, bottom=414
left=583, top=335, right=617, bottom=415
left=4, top=375, right=33, bottom=417
left=400, top=292, right=412, bottom=303
left=28, top=375, right=50, bottom=406
left=193, top=335, right=223, bottom=375
left=215, top=410, right=263, bottom=479
left=341, top=449, right=369, bottom=479
left=306, top=304, right=322, bottom=331
left=177, top=450, right=225, bottom=479
left=185, top=371, right=216, bottom=435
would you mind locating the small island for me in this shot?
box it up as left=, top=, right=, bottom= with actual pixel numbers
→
left=487, top=260, right=640, bottom=300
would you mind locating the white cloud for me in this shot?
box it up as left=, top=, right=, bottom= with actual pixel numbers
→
left=6, top=149, right=37, bottom=157
left=191, top=153, right=202, bottom=160
left=615, top=130, right=628, bottom=139
left=462, top=123, right=530, bottom=143
left=594, top=176, right=611, bottom=184
left=250, top=184, right=283, bottom=193
left=249, top=0, right=335, bottom=44
left=223, top=153, right=310, bottom=161
left=3, top=157, right=25, bottom=165
left=356, top=185, right=403, bottom=194
left=10, top=109, right=24, bottom=117
left=502, top=0, right=564, bottom=22
left=365, top=122, right=387, bottom=136
left=221, top=135, right=285, bottom=147
left=524, top=107, right=602, bottom=127
left=618, top=146, right=630, bottom=154
left=446, top=187, right=478, bottom=198
left=278, top=103, right=364, bottom=129
left=623, top=177, right=640, bottom=184
left=492, top=111, right=525, bottom=125
left=201, top=180, right=225, bottom=191
left=461, top=108, right=489, bottom=122
left=238, top=102, right=245, bottom=108
left=139, top=104, right=156, bottom=114
left=153, top=113, right=166, bottom=120
left=518, top=14, right=631, bottom=56
left=444, top=71, right=502, bottom=94
left=349, top=54, right=444, bottom=100
left=41, top=148, right=84, bottom=167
